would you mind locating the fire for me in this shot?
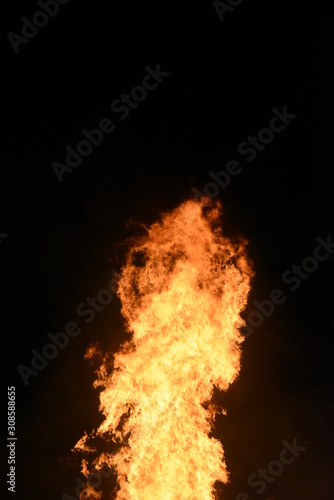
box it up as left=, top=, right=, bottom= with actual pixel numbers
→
left=74, top=198, right=253, bottom=499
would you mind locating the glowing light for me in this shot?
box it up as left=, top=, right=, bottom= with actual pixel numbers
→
left=74, top=198, right=253, bottom=499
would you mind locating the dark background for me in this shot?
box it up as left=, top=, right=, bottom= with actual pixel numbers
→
left=2, top=0, right=334, bottom=498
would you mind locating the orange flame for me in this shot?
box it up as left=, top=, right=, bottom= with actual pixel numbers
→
left=74, top=198, right=253, bottom=499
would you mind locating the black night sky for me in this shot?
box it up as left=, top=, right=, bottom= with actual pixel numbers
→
left=2, top=1, right=334, bottom=499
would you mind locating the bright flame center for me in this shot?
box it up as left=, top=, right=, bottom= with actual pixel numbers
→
left=75, top=198, right=253, bottom=499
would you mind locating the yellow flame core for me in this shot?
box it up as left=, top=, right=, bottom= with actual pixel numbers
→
left=75, top=198, right=253, bottom=499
